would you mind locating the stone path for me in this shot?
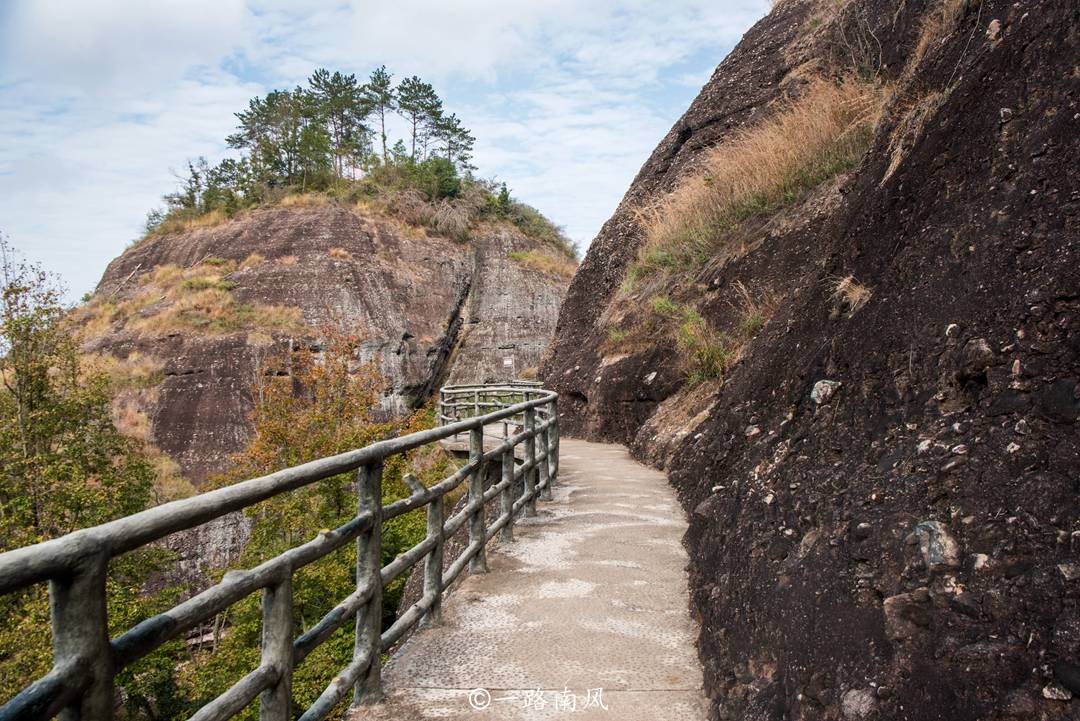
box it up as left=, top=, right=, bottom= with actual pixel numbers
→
left=350, top=438, right=707, bottom=721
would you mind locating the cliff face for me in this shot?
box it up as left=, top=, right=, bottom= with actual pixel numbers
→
left=88, top=203, right=569, bottom=484
left=544, top=0, right=1080, bottom=719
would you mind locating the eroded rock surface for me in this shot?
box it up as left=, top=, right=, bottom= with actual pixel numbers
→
left=543, top=0, right=1080, bottom=719
left=90, top=205, right=568, bottom=483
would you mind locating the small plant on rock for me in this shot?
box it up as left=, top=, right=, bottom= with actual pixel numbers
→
left=830, top=274, right=873, bottom=316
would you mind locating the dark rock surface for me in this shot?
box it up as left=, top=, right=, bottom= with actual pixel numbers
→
left=543, top=0, right=1080, bottom=719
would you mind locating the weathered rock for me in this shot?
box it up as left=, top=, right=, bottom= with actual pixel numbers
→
left=841, top=688, right=876, bottom=719
left=914, top=520, right=961, bottom=573
left=1041, top=683, right=1072, bottom=701
left=959, top=337, right=994, bottom=382
left=541, top=0, right=1080, bottom=718
left=883, top=591, right=932, bottom=640
left=811, top=380, right=842, bottom=405
left=88, top=206, right=569, bottom=483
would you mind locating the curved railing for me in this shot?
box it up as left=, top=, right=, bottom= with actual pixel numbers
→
left=0, top=383, right=559, bottom=721
left=438, top=380, right=545, bottom=437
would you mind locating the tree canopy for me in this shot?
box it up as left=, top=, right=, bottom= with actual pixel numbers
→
left=149, top=66, right=478, bottom=231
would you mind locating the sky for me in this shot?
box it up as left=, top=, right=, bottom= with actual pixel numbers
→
left=0, top=0, right=768, bottom=300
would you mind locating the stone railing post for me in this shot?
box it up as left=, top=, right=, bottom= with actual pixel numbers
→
left=550, top=404, right=560, bottom=484
left=354, top=461, right=383, bottom=705
left=524, top=406, right=537, bottom=517
left=52, top=551, right=113, bottom=721
left=417, top=475, right=444, bottom=625
left=537, top=417, right=552, bottom=502
left=500, top=449, right=515, bottom=543
left=260, top=571, right=293, bottom=721
left=468, top=428, right=488, bottom=573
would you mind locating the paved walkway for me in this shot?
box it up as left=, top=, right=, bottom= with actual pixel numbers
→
left=351, top=438, right=707, bottom=721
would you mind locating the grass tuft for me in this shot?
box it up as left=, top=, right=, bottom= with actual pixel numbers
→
left=830, top=274, right=873, bottom=315
left=508, top=250, right=577, bottom=280
left=629, top=79, right=885, bottom=282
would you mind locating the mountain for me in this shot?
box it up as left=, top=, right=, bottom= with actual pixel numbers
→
left=543, top=0, right=1080, bottom=718
left=81, top=199, right=572, bottom=485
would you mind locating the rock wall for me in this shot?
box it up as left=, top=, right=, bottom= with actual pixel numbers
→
left=90, top=204, right=569, bottom=484
left=543, top=0, right=1080, bottom=719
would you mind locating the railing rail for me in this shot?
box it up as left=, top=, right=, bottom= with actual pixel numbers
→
left=0, top=383, right=559, bottom=721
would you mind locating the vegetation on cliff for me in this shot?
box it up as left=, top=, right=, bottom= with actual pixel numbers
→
left=0, top=238, right=181, bottom=711
left=73, top=256, right=305, bottom=341
left=627, top=78, right=883, bottom=285
left=178, top=326, right=446, bottom=719
left=145, top=66, right=576, bottom=260
left=0, top=239, right=449, bottom=717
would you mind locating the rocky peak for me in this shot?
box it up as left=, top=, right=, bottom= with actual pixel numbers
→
left=84, top=202, right=570, bottom=483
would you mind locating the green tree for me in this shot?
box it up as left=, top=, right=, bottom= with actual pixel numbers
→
left=182, top=323, right=441, bottom=718
left=361, top=65, right=396, bottom=165
left=395, top=76, right=442, bottom=161
left=0, top=237, right=184, bottom=713
left=433, top=112, right=476, bottom=171
left=308, top=68, right=371, bottom=177
left=227, top=88, right=332, bottom=188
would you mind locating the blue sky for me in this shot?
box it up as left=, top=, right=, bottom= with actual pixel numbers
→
left=0, top=0, right=768, bottom=299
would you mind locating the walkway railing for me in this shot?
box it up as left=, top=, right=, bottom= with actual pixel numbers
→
left=0, top=383, right=559, bottom=721
left=438, top=380, right=544, bottom=439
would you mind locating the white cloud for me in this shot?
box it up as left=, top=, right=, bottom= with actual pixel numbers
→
left=0, top=0, right=768, bottom=297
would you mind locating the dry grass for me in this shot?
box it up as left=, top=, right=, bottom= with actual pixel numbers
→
left=147, top=208, right=230, bottom=239
left=279, top=193, right=330, bottom=208
left=910, top=0, right=968, bottom=75
left=507, top=250, right=577, bottom=280
left=432, top=201, right=471, bottom=240
left=732, top=280, right=781, bottom=336
left=881, top=90, right=946, bottom=184
left=240, top=253, right=265, bottom=270
left=328, top=247, right=353, bottom=259
left=83, top=351, right=164, bottom=390
left=277, top=255, right=299, bottom=266
left=112, top=392, right=151, bottom=441
left=629, top=78, right=885, bottom=284
left=129, top=288, right=304, bottom=336
left=830, top=274, right=873, bottom=315
left=77, top=259, right=306, bottom=340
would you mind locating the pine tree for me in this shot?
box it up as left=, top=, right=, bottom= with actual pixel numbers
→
left=361, top=65, right=396, bottom=165
left=434, top=112, right=476, bottom=171
left=308, top=68, right=370, bottom=177
left=395, top=76, right=442, bottom=161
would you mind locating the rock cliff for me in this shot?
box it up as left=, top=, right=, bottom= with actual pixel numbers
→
left=544, top=0, right=1080, bottom=719
left=86, top=202, right=569, bottom=484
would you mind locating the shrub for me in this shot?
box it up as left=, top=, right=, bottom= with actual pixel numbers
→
left=650, top=295, right=681, bottom=317
left=179, top=276, right=236, bottom=292
left=630, top=78, right=885, bottom=281
left=677, top=311, right=729, bottom=385
left=239, top=253, right=265, bottom=270
left=648, top=297, right=730, bottom=384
